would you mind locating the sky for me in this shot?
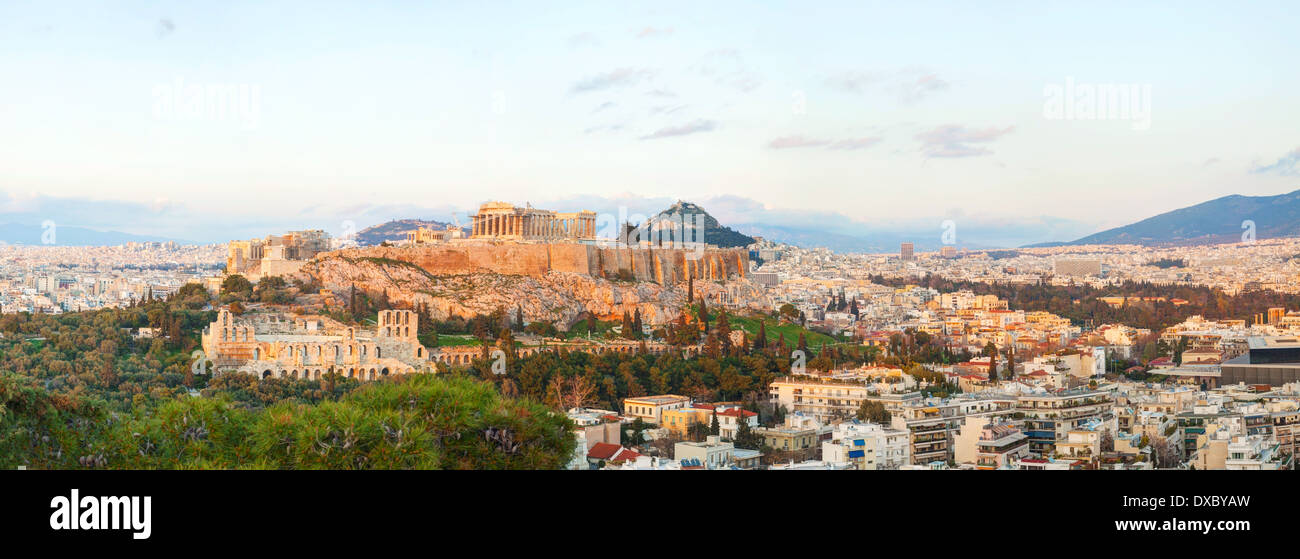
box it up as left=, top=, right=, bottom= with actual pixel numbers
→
left=1, top=1, right=1298, bottom=247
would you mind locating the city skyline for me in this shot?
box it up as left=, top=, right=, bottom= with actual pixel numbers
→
left=2, top=1, right=1298, bottom=245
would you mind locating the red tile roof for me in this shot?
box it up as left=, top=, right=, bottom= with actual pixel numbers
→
left=587, top=443, right=623, bottom=460
left=588, top=443, right=642, bottom=463
left=611, top=448, right=641, bottom=463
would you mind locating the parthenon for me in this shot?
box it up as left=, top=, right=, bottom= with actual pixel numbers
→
left=470, top=201, right=597, bottom=240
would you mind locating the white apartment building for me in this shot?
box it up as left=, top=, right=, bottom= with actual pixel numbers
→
left=822, top=421, right=911, bottom=470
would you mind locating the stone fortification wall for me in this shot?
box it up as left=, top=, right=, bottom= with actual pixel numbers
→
left=324, top=242, right=747, bottom=284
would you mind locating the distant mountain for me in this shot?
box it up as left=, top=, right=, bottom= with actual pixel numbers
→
left=654, top=201, right=756, bottom=248
left=356, top=219, right=460, bottom=246
left=0, top=222, right=196, bottom=246
left=1031, top=190, right=1300, bottom=247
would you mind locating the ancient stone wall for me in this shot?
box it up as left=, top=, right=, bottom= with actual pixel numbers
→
left=323, top=242, right=747, bottom=284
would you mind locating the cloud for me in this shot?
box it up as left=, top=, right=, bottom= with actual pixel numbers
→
left=635, top=26, right=674, bottom=39
left=694, top=49, right=761, bottom=92
left=767, top=135, right=882, bottom=150
left=914, top=125, right=1013, bottom=158
left=649, top=104, right=687, bottom=115
left=828, top=68, right=950, bottom=103
left=897, top=73, right=949, bottom=103
left=570, top=68, right=652, bottom=94
left=639, top=119, right=717, bottom=140
left=592, top=101, right=616, bottom=113
left=567, top=32, right=599, bottom=48
left=1250, top=148, right=1300, bottom=176
left=155, top=18, right=174, bottom=38
left=150, top=197, right=179, bottom=213
left=768, top=136, right=831, bottom=149
left=646, top=88, right=677, bottom=98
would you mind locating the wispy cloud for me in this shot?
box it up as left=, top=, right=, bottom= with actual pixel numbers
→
left=768, top=135, right=882, bottom=150
left=694, top=49, right=761, bottom=92
left=639, top=119, right=717, bottom=140
left=1250, top=148, right=1300, bottom=176
left=828, top=137, right=883, bottom=150
left=915, top=125, right=1013, bottom=158
left=650, top=104, right=687, bottom=115
left=827, top=68, right=950, bottom=103
left=897, top=73, right=949, bottom=103
left=592, top=101, right=616, bottom=113
left=570, top=68, right=652, bottom=94
left=768, top=135, right=830, bottom=149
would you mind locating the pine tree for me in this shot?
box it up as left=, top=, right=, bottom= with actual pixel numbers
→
left=515, top=305, right=524, bottom=331
left=733, top=411, right=761, bottom=450
left=710, top=409, right=720, bottom=436
left=716, top=309, right=732, bottom=355
left=167, top=314, right=182, bottom=344
left=687, top=275, right=694, bottom=304
left=755, top=321, right=767, bottom=351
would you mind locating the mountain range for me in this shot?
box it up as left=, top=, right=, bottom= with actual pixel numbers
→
left=0, top=223, right=195, bottom=246
left=1028, top=189, right=1300, bottom=247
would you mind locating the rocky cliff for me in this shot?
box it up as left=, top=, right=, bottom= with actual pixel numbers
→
left=300, top=243, right=761, bottom=327
left=322, top=242, right=747, bottom=283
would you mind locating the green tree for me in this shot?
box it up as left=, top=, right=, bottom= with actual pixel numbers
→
left=220, top=275, right=254, bottom=302
left=856, top=400, right=891, bottom=424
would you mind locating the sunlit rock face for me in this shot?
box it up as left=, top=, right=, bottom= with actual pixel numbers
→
left=302, top=243, right=760, bottom=327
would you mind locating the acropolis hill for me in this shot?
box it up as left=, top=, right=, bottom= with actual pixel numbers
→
left=272, top=202, right=761, bottom=327
left=302, top=243, right=757, bottom=327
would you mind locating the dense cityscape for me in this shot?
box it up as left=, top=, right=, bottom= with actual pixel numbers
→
left=6, top=204, right=1300, bottom=471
